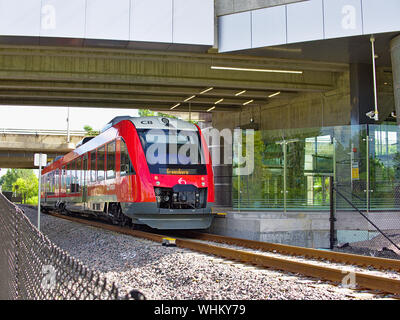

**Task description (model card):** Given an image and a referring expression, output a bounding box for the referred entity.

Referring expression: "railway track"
[45,211,400,298]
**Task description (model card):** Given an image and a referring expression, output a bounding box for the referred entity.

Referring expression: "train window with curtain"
[120,139,135,176]
[97,146,105,181]
[90,151,96,182]
[106,141,116,179]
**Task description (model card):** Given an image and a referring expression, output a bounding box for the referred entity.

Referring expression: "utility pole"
[34,153,47,231]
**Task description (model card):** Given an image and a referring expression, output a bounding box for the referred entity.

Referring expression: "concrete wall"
[212,68,395,131]
[210,211,331,248]
[212,72,351,131]
[215,0,304,16]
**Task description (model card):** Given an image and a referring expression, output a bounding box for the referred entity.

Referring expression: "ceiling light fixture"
[211,66,303,74]
[235,90,246,96]
[243,100,254,106]
[200,87,214,94]
[207,106,216,112]
[268,91,281,98]
[184,95,196,102]
[215,98,224,104]
[170,103,180,110]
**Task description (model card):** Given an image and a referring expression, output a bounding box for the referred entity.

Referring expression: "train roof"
[101,116,198,133]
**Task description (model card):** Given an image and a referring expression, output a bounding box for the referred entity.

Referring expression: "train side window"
[76,157,81,192]
[66,163,71,193]
[55,169,60,194]
[47,172,50,195]
[62,166,66,192]
[106,141,116,179]
[41,175,45,195]
[90,151,96,182]
[50,171,55,195]
[70,160,75,193]
[47,174,50,194]
[97,146,105,181]
[120,139,135,176]
[83,154,88,185]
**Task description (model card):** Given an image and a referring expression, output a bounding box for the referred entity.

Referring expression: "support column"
[391,35,400,125]
[350,63,375,125]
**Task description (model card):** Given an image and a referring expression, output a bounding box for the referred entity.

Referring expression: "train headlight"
[201,182,205,186]
[156,181,161,186]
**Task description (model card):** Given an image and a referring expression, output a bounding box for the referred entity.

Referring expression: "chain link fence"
[333,181,400,258]
[0,192,142,300]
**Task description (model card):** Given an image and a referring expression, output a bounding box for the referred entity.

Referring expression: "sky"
[0,105,140,178]
[0,105,139,131]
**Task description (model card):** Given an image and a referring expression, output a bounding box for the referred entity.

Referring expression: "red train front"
[40,116,215,229]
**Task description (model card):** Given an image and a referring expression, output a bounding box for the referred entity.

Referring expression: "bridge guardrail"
[0,128,87,136]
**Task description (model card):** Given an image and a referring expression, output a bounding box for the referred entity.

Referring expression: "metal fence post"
[366,134,370,213]
[329,176,336,250]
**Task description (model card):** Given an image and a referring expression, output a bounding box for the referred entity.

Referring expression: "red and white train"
[40,116,215,229]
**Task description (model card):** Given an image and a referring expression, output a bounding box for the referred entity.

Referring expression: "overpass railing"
[0,128,87,136]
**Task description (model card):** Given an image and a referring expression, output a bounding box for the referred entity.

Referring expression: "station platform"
[210,209,331,249]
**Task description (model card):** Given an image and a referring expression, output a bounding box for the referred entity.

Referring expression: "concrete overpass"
[0,0,350,115]
[0,129,86,168]
[0,45,343,113]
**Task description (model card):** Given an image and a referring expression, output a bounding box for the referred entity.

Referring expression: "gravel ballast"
[20,206,393,300]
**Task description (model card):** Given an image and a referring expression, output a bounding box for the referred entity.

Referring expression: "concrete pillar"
[391,35,400,125]
[350,63,375,126]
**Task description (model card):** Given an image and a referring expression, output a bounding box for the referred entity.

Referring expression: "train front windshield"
[137,129,207,175]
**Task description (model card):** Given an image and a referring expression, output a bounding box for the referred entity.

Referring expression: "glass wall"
[233,123,400,212]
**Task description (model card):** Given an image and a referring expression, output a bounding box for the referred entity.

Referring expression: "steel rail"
[179,231,400,272]
[46,212,400,296]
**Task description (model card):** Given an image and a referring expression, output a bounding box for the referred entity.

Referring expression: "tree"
[83,125,99,136]
[0,169,38,204]
[0,169,36,191]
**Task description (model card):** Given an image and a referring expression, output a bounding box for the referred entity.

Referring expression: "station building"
[1,0,400,247]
